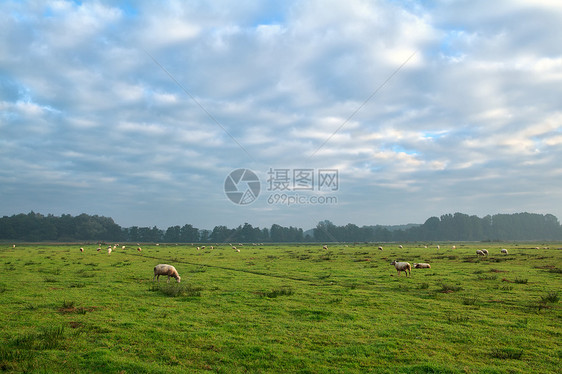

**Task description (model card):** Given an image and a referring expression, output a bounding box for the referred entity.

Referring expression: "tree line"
[1,211,561,243]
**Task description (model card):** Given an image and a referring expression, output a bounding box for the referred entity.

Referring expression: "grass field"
[0,242,560,373]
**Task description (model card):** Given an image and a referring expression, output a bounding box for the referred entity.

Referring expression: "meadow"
[0,242,560,373]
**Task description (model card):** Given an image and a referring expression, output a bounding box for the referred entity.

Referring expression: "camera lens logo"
[224,169,260,205]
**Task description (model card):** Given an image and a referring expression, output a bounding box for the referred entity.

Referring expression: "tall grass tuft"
[540,291,559,303]
[491,347,523,360]
[12,325,65,350]
[462,296,478,305]
[149,283,202,297]
[259,287,294,298]
[514,277,528,284]
[439,283,462,293]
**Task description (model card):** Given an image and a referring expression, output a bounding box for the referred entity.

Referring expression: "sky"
[1,0,562,230]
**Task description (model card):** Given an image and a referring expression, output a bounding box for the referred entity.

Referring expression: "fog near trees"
[1,211,561,243]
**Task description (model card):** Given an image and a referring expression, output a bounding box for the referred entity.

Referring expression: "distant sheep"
[97,247,101,252]
[390,260,411,277]
[137,247,142,252]
[378,246,383,251]
[501,248,508,254]
[398,245,403,249]
[476,249,486,256]
[153,264,181,283]
[108,246,112,255]
[80,247,84,253]
[436,245,440,250]
[452,245,456,249]
[323,245,328,250]
[413,263,431,269]
[481,249,489,255]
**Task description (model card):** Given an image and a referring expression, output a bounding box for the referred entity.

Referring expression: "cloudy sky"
[1,0,561,230]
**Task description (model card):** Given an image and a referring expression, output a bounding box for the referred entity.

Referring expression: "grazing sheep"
[137,247,142,252]
[481,249,489,255]
[476,249,485,256]
[108,247,112,255]
[390,260,411,277]
[12,244,15,248]
[413,263,431,269]
[122,246,126,249]
[201,246,205,249]
[210,246,214,250]
[197,247,200,250]
[501,248,508,254]
[323,245,328,250]
[398,245,403,249]
[153,264,181,283]
[378,246,383,251]
[436,245,440,250]
[452,245,456,249]
[97,247,101,252]
[80,247,84,252]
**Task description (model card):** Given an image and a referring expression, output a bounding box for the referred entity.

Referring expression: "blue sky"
[1,0,561,230]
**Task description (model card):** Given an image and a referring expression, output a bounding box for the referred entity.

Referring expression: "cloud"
[0,0,561,229]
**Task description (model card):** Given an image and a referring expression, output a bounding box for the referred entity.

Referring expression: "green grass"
[0,242,560,373]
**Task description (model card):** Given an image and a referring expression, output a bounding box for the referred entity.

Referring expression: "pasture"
[0,242,560,373]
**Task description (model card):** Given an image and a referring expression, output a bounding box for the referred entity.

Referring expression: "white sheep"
[137,247,142,252]
[398,245,403,249]
[501,248,508,254]
[97,247,101,252]
[390,260,411,277]
[108,247,112,255]
[476,249,485,256]
[80,247,84,253]
[153,264,181,283]
[378,246,383,251]
[436,245,440,250]
[481,249,489,255]
[413,263,431,269]
[323,245,328,250]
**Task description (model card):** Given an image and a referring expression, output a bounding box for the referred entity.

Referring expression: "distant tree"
[164,225,181,242]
